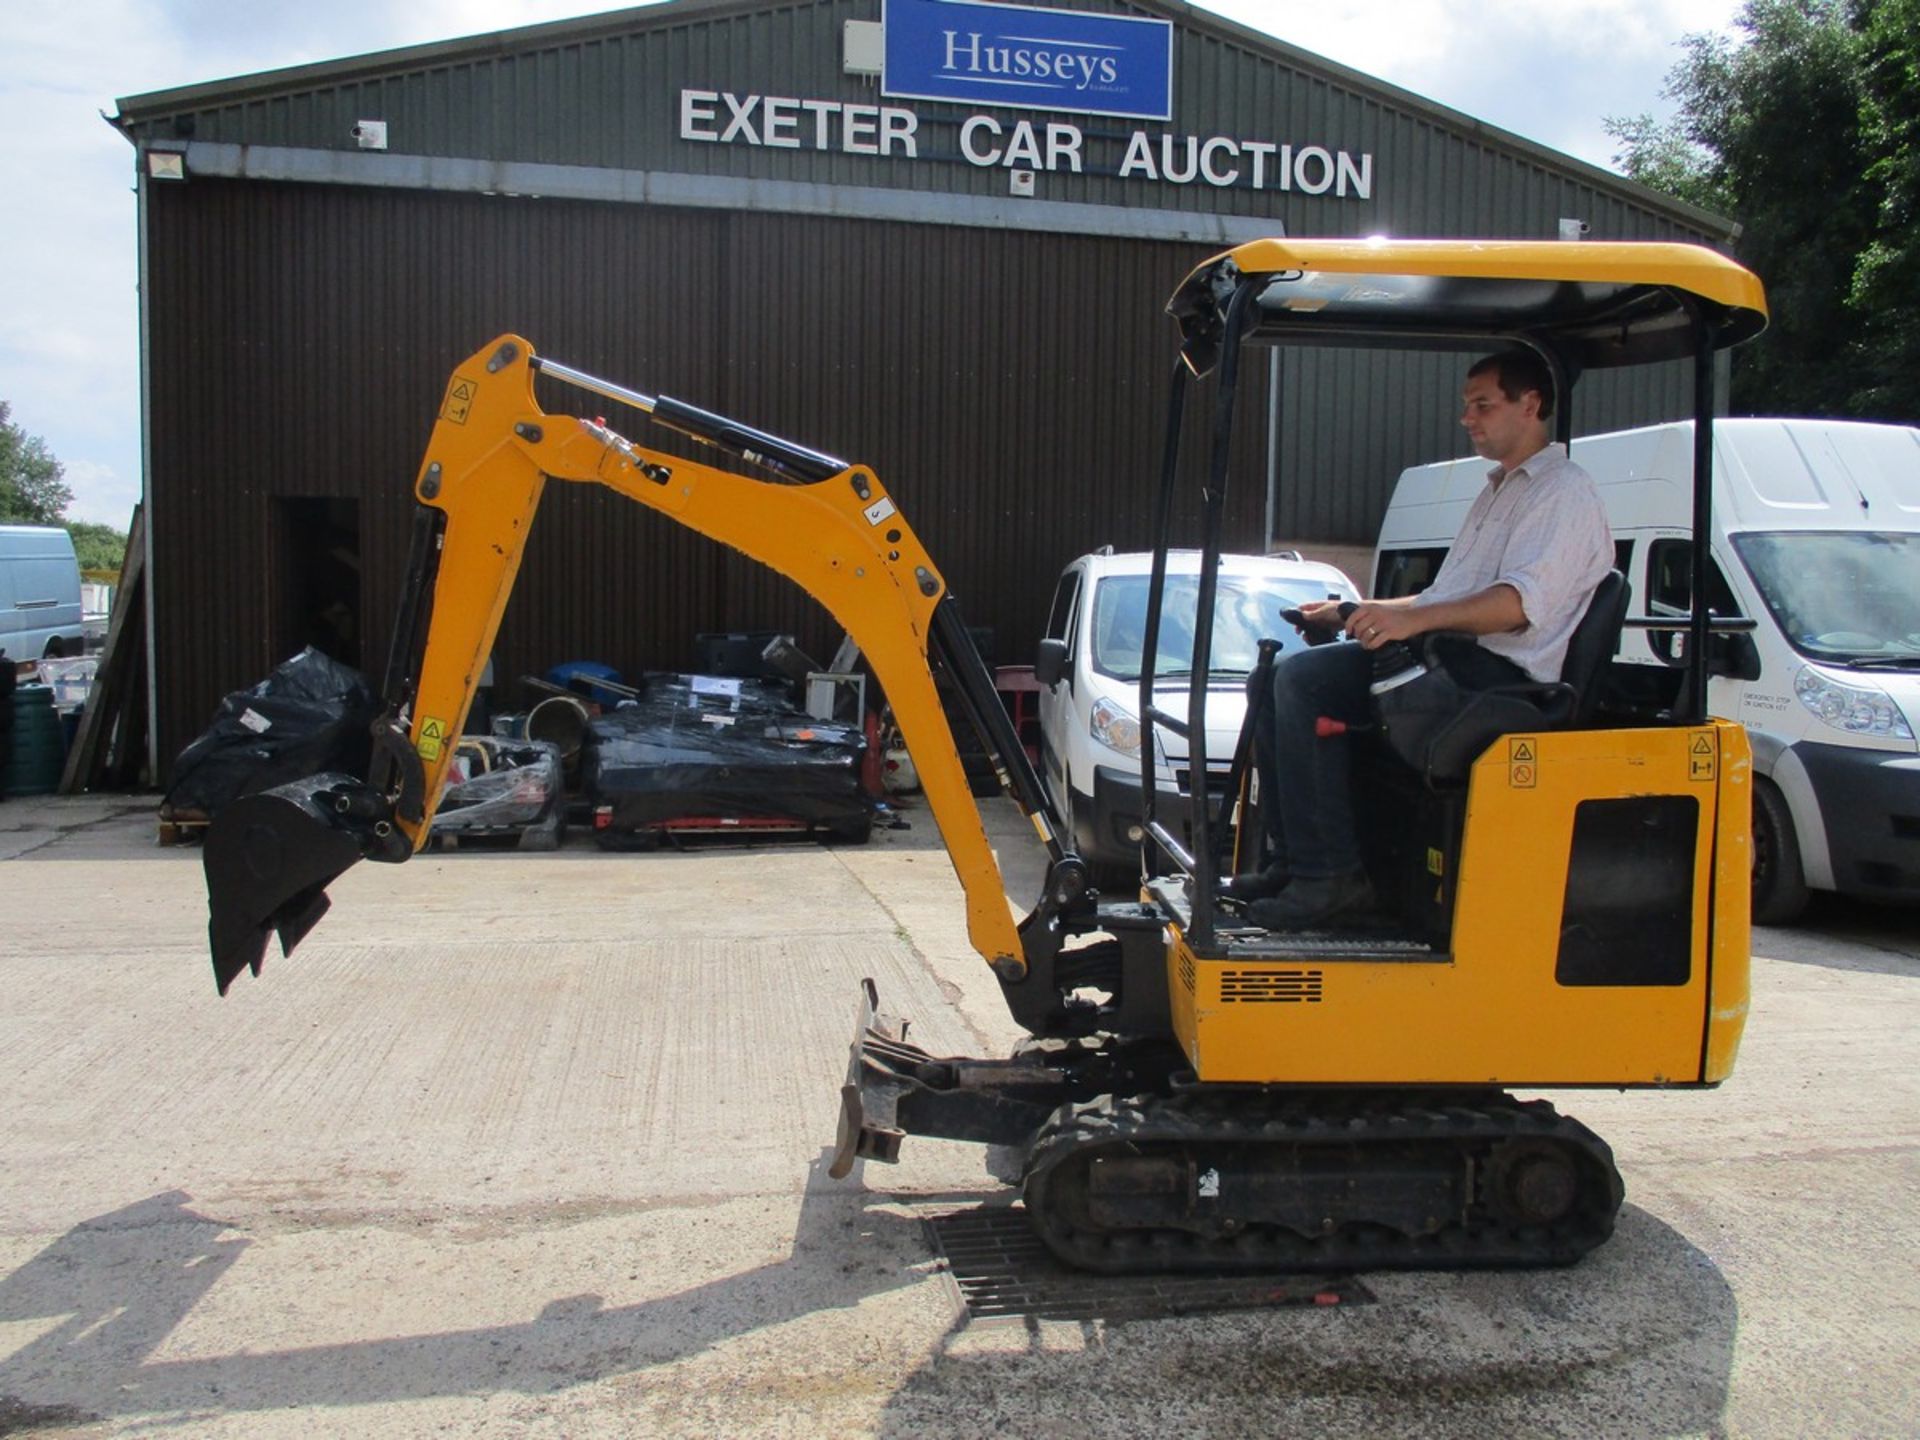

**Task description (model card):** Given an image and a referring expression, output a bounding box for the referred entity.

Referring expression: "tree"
[1606,1,1915,420]
[0,401,75,524]
[1848,0,1920,415]
[68,522,130,575]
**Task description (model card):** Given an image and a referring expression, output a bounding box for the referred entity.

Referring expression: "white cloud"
[59,459,140,531]
[0,0,1738,532]
[1199,0,1741,169]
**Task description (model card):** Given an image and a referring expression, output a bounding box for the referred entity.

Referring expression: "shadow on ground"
[879,1202,1739,1438]
[0,1173,1734,1435]
[0,1157,920,1429]
[1755,893,1920,977]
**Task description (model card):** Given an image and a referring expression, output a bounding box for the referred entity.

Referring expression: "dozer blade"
[203,773,411,995]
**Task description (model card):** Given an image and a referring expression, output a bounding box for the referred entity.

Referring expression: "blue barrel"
[4,684,65,796]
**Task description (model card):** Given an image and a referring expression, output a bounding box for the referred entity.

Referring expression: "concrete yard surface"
[0,793,1915,1438]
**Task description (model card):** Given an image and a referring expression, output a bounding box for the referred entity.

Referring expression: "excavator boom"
[203,336,1088,996]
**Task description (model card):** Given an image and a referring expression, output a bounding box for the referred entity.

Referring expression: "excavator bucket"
[202,773,408,995]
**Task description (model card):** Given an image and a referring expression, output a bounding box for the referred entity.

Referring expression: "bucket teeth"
[202,774,404,994]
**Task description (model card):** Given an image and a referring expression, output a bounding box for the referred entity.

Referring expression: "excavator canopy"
[1167,237,1769,378]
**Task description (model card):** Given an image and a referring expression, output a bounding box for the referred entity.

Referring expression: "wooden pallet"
[157,807,209,846]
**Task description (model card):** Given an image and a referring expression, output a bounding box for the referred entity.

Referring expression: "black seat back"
[1560,569,1630,724]
[1407,569,1631,785]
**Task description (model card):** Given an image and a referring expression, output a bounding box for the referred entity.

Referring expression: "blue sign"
[883,0,1173,121]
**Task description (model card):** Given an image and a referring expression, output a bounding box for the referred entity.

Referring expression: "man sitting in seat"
[1237,349,1613,930]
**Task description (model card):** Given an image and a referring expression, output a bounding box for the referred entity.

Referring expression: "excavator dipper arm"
[203,336,1097,999]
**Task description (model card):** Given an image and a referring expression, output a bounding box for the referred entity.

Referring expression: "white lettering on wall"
[1118,129,1157,180]
[961,115,1003,165]
[677,90,1371,199]
[1199,137,1239,186]
[1046,123,1083,174]
[1294,145,1334,195]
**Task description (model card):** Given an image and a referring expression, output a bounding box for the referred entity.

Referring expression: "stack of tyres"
[4,684,64,797]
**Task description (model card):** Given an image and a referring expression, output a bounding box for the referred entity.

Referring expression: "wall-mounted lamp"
[146,149,186,181]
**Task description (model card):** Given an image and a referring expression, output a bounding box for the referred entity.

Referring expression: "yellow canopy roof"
[1168,238,1768,376]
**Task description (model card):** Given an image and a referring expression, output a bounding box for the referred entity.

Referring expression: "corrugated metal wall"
[127,0,1736,777]
[144,179,1262,771]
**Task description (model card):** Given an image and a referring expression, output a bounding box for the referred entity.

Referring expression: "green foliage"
[67,521,129,576]
[1607,0,1918,421]
[1848,0,1920,414]
[1605,112,1728,214]
[0,400,74,524]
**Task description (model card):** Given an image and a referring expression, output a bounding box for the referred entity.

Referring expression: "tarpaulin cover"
[436,736,564,833]
[165,648,378,815]
[584,672,870,833]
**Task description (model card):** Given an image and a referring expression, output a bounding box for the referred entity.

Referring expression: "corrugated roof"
[109,0,1736,240]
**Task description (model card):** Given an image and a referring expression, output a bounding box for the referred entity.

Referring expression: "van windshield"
[1729,531,1920,669]
[1090,573,1349,682]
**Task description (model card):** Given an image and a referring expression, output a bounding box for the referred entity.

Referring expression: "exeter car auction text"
[678,89,1374,197]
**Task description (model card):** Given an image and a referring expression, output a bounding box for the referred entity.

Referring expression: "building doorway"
[274,497,362,670]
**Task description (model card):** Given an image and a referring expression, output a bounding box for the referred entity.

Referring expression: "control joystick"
[1327,602,1427,695]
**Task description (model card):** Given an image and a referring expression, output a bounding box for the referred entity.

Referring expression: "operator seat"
[1410,569,1630,786]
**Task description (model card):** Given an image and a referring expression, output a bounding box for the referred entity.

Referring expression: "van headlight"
[1794,667,1915,741]
[1090,696,1142,756]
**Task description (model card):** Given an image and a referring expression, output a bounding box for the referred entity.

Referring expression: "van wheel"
[1752,777,1810,926]
[42,638,66,659]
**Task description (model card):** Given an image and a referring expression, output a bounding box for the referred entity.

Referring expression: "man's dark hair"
[1468,350,1556,420]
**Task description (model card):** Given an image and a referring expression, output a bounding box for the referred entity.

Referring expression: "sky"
[0,0,1741,530]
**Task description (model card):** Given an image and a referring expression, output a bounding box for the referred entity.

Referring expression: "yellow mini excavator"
[203,238,1766,1275]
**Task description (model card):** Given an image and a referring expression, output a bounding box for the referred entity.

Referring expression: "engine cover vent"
[1219,968,1323,1003]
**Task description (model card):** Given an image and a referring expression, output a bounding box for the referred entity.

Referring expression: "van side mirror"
[1708,631,1762,682]
[1034,638,1068,688]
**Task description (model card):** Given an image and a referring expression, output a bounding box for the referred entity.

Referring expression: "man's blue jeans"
[1257,639,1528,879]
[1261,642,1376,879]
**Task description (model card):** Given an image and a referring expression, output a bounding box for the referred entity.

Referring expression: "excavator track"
[1021,1089,1623,1274]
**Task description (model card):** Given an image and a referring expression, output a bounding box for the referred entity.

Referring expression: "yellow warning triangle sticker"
[1691,734,1712,754]
[1511,739,1535,762]
[421,718,446,741]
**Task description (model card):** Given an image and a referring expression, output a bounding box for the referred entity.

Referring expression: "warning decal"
[1508,736,1537,788]
[418,717,448,762]
[441,376,477,425]
[1689,731,1716,782]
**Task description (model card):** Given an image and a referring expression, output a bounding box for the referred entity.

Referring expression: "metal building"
[111,0,1736,779]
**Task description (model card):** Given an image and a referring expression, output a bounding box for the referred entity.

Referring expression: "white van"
[1034,548,1359,870]
[0,525,85,670]
[1375,419,1920,922]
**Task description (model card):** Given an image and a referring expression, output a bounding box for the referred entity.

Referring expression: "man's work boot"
[1223,860,1290,901]
[1247,869,1376,931]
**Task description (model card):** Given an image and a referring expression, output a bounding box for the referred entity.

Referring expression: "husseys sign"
[882,0,1172,121]
[676,0,1375,200]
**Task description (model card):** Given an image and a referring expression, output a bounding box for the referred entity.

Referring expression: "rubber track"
[1021,1089,1624,1275]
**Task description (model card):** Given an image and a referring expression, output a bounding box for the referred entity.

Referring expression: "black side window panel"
[1557,795,1699,987]
[1375,547,1449,599]
[1045,571,1081,642]
[1647,540,1740,617]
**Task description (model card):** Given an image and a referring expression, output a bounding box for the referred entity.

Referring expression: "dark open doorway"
[274,498,362,670]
